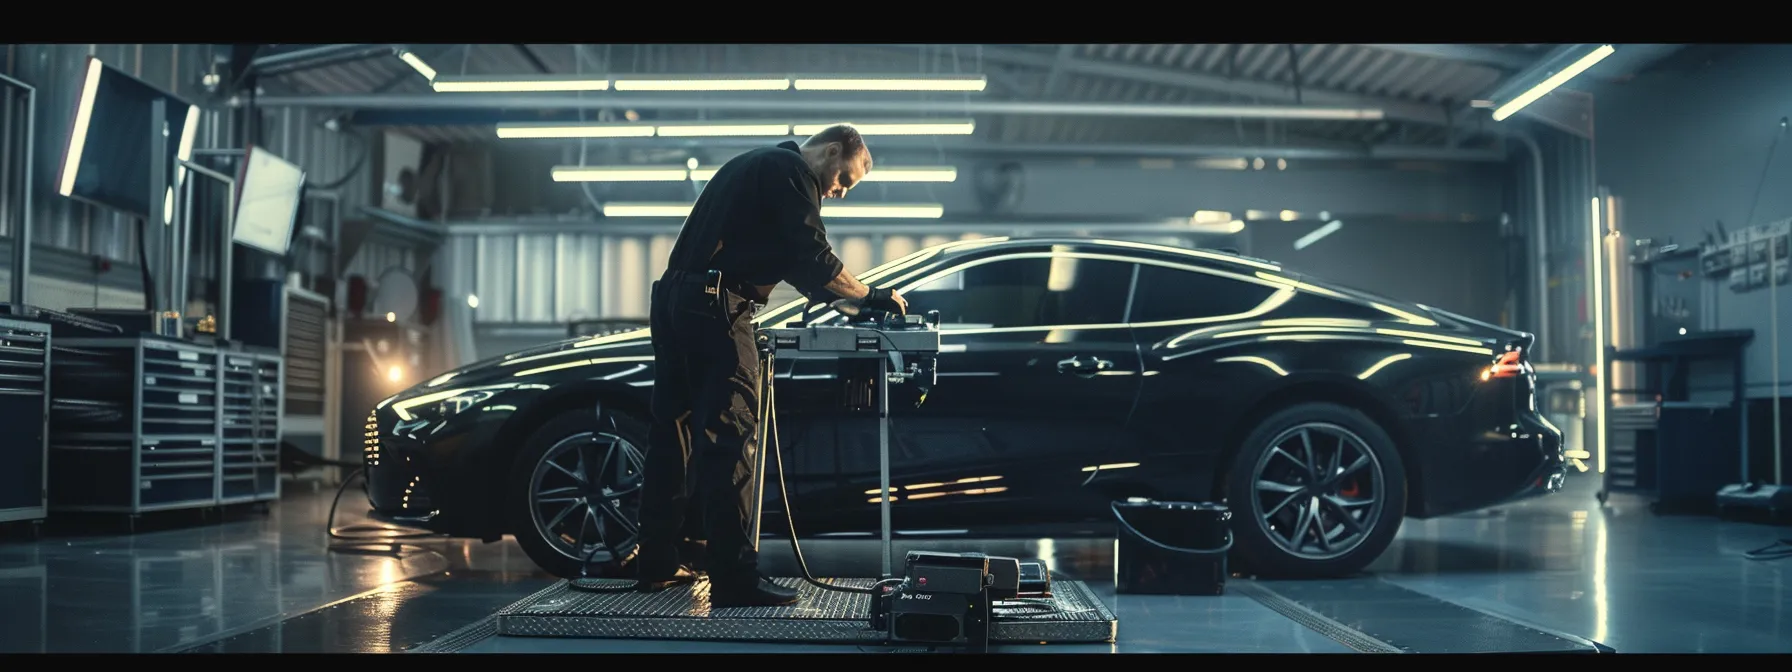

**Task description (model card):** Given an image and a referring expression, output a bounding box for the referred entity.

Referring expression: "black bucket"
[1112,499,1232,596]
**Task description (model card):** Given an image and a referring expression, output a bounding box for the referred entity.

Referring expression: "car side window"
[1130,263,1282,323]
[905,256,1135,329]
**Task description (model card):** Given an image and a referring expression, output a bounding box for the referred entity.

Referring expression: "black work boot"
[709,575,800,608]
[636,565,700,592]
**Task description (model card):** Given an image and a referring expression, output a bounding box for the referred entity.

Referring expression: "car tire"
[1223,402,1406,579]
[504,404,651,580]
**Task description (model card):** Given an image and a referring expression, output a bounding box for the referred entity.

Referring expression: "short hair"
[801,124,869,163]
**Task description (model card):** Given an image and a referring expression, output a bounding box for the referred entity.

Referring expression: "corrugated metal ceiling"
[265,44,1547,149]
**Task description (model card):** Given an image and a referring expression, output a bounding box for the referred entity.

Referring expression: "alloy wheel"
[1249,422,1386,561]
[528,431,646,564]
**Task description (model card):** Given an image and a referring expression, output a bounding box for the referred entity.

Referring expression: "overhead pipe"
[247,94,1383,121]
[1512,131,1551,362]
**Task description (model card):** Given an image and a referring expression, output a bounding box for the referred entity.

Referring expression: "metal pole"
[0,77,29,307]
[223,178,236,340]
[177,159,239,339]
[21,83,32,308]
[180,175,194,317]
[749,348,770,551]
[878,353,892,579]
[149,99,169,315]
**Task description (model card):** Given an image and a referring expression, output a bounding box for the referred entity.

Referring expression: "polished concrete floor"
[0,470,1787,654]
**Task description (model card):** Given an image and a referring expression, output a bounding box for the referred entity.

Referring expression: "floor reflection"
[3,469,1788,653]
[0,481,533,653]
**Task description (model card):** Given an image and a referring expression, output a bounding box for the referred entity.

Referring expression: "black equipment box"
[876,550,1018,652]
[1113,499,1233,596]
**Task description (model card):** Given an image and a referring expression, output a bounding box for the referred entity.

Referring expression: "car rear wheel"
[1224,402,1406,578]
[505,405,648,579]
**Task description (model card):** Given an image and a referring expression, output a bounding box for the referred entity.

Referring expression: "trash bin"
[1112,499,1232,596]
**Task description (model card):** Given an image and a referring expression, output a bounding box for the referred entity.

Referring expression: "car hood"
[386,328,655,404]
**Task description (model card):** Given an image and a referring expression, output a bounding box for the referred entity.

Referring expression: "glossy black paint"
[364,237,1565,548]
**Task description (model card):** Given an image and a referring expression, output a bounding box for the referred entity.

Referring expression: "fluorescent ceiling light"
[59,57,104,196]
[1294,220,1344,250]
[434,75,609,93]
[792,76,986,92]
[603,203,695,218]
[612,76,790,91]
[685,165,954,182]
[397,50,436,81]
[655,123,790,137]
[862,167,957,182]
[821,204,944,218]
[427,74,989,93]
[1191,220,1245,234]
[603,202,943,219]
[499,121,974,139]
[1492,45,1615,122]
[497,123,654,139]
[792,120,975,136]
[552,166,689,182]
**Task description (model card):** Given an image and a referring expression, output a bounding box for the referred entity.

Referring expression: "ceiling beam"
[1359,44,1537,70]
[250,93,1385,121]
[250,44,397,77]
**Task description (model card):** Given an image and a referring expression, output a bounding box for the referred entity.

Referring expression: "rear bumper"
[1409,410,1566,519]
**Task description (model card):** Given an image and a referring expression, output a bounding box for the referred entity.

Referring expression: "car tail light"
[1481,347,1528,380]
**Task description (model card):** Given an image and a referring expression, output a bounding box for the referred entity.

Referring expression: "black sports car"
[362,236,1566,579]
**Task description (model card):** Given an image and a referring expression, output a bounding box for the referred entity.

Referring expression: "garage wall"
[1594,44,1792,396]
[1,43,373,312]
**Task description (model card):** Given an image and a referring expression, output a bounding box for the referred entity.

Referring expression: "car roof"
[929,236,1283,272]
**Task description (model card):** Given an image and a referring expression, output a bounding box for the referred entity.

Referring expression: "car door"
[828,252,1143,534]
[1126,261,1294,489]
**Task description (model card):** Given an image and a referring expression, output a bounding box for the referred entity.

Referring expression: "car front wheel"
[505,405,648,579]
[1224,402,1407,578]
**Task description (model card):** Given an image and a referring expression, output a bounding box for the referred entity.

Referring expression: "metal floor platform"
[418,576,1115,649]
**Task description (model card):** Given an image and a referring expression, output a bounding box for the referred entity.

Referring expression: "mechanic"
[635,124,909,608]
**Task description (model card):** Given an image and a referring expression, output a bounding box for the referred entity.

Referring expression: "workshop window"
[907,256,1134,329]
[1130,264,1283,323]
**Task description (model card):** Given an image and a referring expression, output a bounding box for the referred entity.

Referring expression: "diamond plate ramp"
[491,577,1116,645]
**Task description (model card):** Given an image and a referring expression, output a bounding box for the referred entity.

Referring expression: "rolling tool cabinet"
[48,336,222,517]
[0,317,51,525]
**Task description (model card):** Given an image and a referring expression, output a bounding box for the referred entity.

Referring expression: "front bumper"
[363,407,438,522]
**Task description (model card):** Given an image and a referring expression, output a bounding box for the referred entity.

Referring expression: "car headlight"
[390,385,510,421]
[438,389,497,416]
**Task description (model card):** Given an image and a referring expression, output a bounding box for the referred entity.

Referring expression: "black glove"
[863,287,906,315]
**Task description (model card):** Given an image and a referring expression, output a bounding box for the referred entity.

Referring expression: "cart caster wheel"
[253,502,270,514]
[27,521,42,541]
[1595,491,1609,504]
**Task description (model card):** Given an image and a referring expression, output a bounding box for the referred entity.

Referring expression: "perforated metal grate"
[493,577,1116,644]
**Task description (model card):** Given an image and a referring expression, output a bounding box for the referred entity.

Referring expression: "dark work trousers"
[637,278,763,587]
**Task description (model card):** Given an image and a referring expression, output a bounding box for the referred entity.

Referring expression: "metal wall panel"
[514,233,557,323]
[2,43,371,306]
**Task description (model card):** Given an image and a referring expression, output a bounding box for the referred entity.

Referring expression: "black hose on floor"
[324,466,445,556]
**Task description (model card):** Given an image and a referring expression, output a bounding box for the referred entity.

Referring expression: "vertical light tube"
[1590,196,1607,473]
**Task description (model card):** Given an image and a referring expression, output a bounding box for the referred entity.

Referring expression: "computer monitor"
[231,145,306,256]
[54,56,201,223]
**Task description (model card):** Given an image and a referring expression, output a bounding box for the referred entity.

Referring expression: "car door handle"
[1057,356,1114,375]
